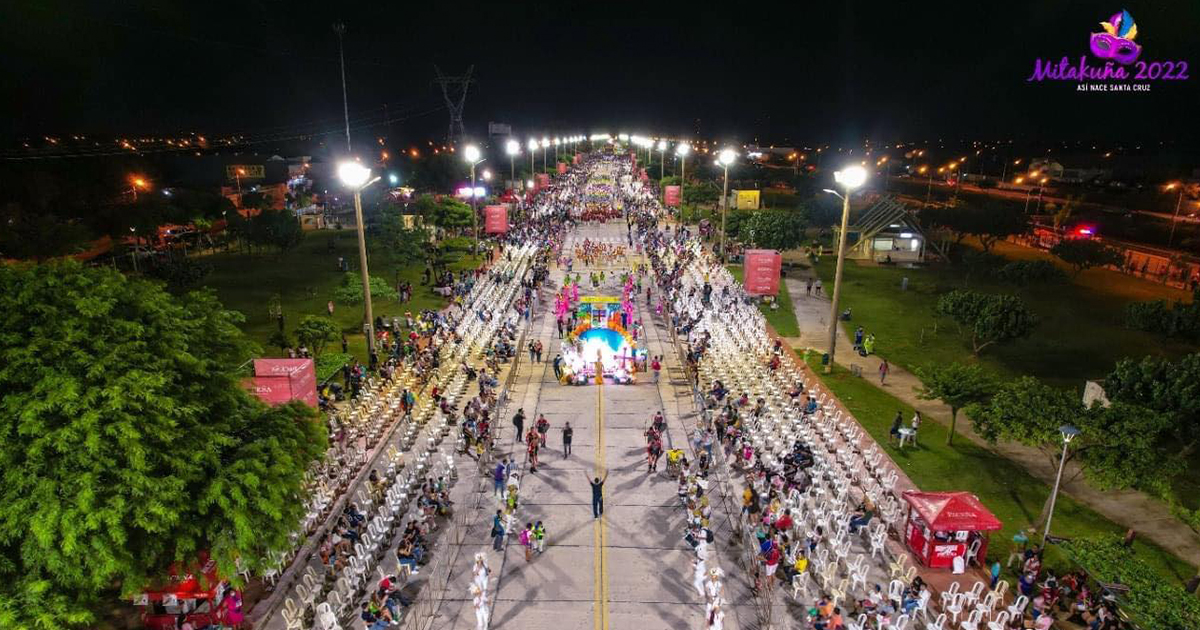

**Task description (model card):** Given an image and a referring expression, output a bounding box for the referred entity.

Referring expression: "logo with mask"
[1090,9,1141,65]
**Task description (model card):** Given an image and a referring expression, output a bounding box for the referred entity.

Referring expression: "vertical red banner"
[535,173,550,189]
[573,154,581,165]
[664,185,682,207]
[743,249,782,296]
[556,162,567,174]
[484,205,508,233]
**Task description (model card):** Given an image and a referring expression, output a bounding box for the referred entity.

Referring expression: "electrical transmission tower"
[433,65,474,145]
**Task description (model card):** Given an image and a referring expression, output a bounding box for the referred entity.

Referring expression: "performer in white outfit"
[472,553,491,593]
[470,583,488,630]
[692,555,707,597]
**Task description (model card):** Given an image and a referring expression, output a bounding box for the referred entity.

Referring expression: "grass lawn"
[202,230,480,371]
[727,264,801,337]
[811,239,1196,387]
[809,356,1198,587]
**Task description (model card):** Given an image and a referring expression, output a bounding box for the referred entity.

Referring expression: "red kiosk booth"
[133,552,242,629]
[902,491,1002,570]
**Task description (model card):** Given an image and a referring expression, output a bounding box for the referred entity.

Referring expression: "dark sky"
[2,0,1198,147]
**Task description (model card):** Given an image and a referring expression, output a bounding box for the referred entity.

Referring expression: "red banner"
[744,249,782,296]
[535,173,550,189]
[556,162,567,174]
[251,358,318,406]
[664,185,681,207]
[630,152,637,170]
[573,154,581,165]
[484,205,508,233]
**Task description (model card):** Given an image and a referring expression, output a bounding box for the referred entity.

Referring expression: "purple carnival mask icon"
[1090,9,1141,64]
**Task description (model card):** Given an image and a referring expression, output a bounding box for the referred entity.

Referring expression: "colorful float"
[560,295,645,385]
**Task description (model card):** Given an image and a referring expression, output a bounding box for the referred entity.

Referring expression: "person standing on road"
[512,408,526,443]
[879,359,889,385]
[490,510,506,551]
[536,414,550,448]
[493,460,507,499]
[651,356,662,383]
[586,471,610,518]
[814,278,822,295]
[526,428,541,472]
[889,411,903,445]
[553,353,563,380]
[519,523,534,562]
[533,520,547,554]
[562,422,574,457]
[470,584,488,630]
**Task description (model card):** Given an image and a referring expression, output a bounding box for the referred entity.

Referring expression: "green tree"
[1105,354,1200,458]
[1064,536,1200,630]
[914,363,995,445]
[375,207,429,265]
[971,203,1028,253]
[294,315,340,358]
[936,289,1038,355]
[0,262,326,628]
[743,208,809,250]
[968,377,1177,528]
[334,273,398,304]
[1050,238,1123,275]
[411,194,473,231]
[252,210,304,253]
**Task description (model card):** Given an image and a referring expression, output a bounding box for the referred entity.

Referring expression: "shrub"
[1124,288,1200,339]
[334,273,398,304]
[995,260,1066,285]
[145,258,213,290]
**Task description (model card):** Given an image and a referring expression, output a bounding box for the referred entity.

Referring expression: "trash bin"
[821,353,830,365]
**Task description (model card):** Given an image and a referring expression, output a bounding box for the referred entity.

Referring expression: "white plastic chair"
[986,611,1011,630]
[960,609,983,630]
[1005,594,1028,619]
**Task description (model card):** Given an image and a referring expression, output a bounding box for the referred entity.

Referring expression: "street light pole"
[716,148,736,260]
[1168,184,1185,248]
[822,165,868,374]
[333,22,351,152]
[1043,425,1081,545]
[464,144,483,243]
[339,162,381,354]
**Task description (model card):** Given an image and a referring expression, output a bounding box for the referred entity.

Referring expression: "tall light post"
[1043,425,1081,545]
[234,168,245,195]
[505,139,520,186]
[338,161,382,353]
[716,148,737,259]
[463,144,485,242]
[541,137,549,172]
[1035,176,1049,213]
[821,165,868,373]
[528,139,538,178]
[333,22,351,152]
[1166,182,1186,248]
[554,137,560,166]
[676,143,691,219]
[657,139,668,182]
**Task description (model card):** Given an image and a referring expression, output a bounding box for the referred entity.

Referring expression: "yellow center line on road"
[593,380,610,630]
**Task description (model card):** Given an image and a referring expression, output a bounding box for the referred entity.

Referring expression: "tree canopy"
[0,262,326,628]
[935,289,1039,355]
[411,194,473,231]
[1105,353,1200,458]
[295,315,341,358]
[921,202,1027,251]
[967,376,1179,526]
[1050,238,1123,275]
[914,363,994,445]
[743,208,809,251]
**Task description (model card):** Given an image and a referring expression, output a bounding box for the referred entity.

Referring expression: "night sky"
[2,1,1198,147]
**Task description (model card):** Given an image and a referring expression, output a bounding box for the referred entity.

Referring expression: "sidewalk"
[783,275,1200,571]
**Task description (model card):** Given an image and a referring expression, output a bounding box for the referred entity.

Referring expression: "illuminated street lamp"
[506,139,521,184]
[130,175,150,201]
[527,138,538,176]
[554,137,560,165]
[338,160,383,353]
[821,164,868,373]
[541,136,549,172]
[716,148,736,258]
[676,143,691,217]
[463,144,486,241]
[1043,425,1081,545]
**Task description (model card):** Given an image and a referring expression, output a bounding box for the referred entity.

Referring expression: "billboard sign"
[744,249,782,296]
[664,185,682,207]
[250,358,317,407]
[735,190,761,210]
[484,205,508,233]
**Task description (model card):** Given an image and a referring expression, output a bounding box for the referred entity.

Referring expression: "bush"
[145,258,213,290]
[334,273,398,304]
[1062,536,1200,630]
[315,352,352,381]
[1124,288,1200,339]
[995,260,1066,285]
[440,236,474,252]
